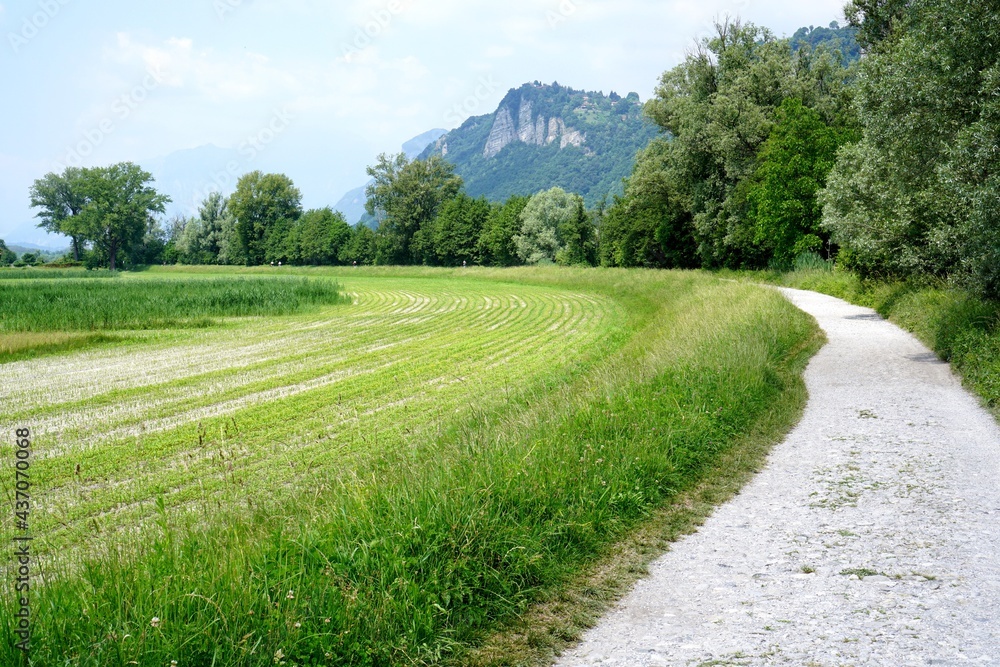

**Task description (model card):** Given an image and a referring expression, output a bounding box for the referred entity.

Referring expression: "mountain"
[144,144,244,220]
[334,128,447,226]
[419,82,660,207]
[0,218,72,250]
[791,21,861,63]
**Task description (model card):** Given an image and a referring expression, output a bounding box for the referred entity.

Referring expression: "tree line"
[602,1,1000,297]
[23,0,1000,298]
[26,157,600,270]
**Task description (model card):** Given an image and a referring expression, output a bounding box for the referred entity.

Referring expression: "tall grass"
[0,269,820,666]
[0,268,117,280]
[0,277,346,332]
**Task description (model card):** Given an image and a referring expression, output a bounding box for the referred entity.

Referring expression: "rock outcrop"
[483,106,517,159]
[482,98,586,158]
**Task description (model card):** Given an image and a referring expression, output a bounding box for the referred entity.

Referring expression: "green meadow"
[0,266,820,666]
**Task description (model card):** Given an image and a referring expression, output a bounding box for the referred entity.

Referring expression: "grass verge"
[771,267,1000,414]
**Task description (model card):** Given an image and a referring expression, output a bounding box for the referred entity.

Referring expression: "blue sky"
[0,0,846,246]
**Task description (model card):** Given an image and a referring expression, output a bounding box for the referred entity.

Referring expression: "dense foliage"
[822,0,1000,297]
[791,21,862,63]
[30,163,169,270]
[601,18,858,271]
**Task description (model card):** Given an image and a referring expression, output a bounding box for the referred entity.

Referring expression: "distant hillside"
[791,21,861,63]
[419,82,660,207]
[335,128,447,226]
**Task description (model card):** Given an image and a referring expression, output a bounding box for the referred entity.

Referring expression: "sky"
[0,0,847,246]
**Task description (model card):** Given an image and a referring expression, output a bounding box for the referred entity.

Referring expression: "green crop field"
[0,266,820,666]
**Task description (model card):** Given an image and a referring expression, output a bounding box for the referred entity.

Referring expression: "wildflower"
[294,622,301,628]
[274,648,285,663]
[324,618,331,623]
[286,590,295,600]
[150,617,161,628]
[171,662,178,667]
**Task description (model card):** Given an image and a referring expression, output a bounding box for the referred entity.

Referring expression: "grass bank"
[1,267,820,666]
[771,267,1000,414]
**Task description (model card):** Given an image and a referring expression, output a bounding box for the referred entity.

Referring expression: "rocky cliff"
[422,82,659,207]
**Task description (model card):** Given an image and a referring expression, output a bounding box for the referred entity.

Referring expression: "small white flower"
[286,590,294,600]
[150,617,161,628]
[293,622,301,628]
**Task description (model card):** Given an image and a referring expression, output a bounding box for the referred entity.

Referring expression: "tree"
[429,194,491,266]
[74,163,170,271]
[288,208,352,265]
[228,171,302,266]
[821,0,1000,294]
[599,138,697,269]
[514,187,579,265]
[478,195,529,267]
[0,240,17,265]
[29,168,88,260]
[747,98,849,267]
[365,153,463,265]
[556,198,596,266]
[338,224,376,266]
[641,18,856,269]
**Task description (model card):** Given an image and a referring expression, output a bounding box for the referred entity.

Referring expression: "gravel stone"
[554,288,1000,666]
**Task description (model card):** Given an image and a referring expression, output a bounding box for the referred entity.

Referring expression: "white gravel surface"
[554,288,1000,666]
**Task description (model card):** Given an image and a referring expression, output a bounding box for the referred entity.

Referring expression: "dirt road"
[554,288,1000,666]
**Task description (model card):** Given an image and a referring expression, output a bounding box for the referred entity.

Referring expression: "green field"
[0,266,820,666]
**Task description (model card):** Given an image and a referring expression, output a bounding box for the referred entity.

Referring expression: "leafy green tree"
[74,163,170,271]
[338,224,377,266]
[0,240,16,265]
[229,171,302,266]
[478,195,529,267]
[747,98,849,267]
[822,0,1000,294]
[514,187,579,264]
[15,252,42,267]
[556,198,596,266]
[29,167,89,260]
[289,208,353,265]
[365,153,463,265]
[641,18,855,268]
[599,139,697,269]
[430,194,491,266]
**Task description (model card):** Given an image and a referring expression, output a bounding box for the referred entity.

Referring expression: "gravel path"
[554,288,1000,666]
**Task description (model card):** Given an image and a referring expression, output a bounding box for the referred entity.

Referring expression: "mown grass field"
[0,266,821,666]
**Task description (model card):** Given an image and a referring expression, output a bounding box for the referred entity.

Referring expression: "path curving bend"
[555,287,1000,666]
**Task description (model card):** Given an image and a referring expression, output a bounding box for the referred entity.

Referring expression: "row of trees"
[599,18,858,271]
[822,0,1000,297]
[34,3,995,289]
[0,240,45,267]
[26,158,597,270]
[602,4,1000,299]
